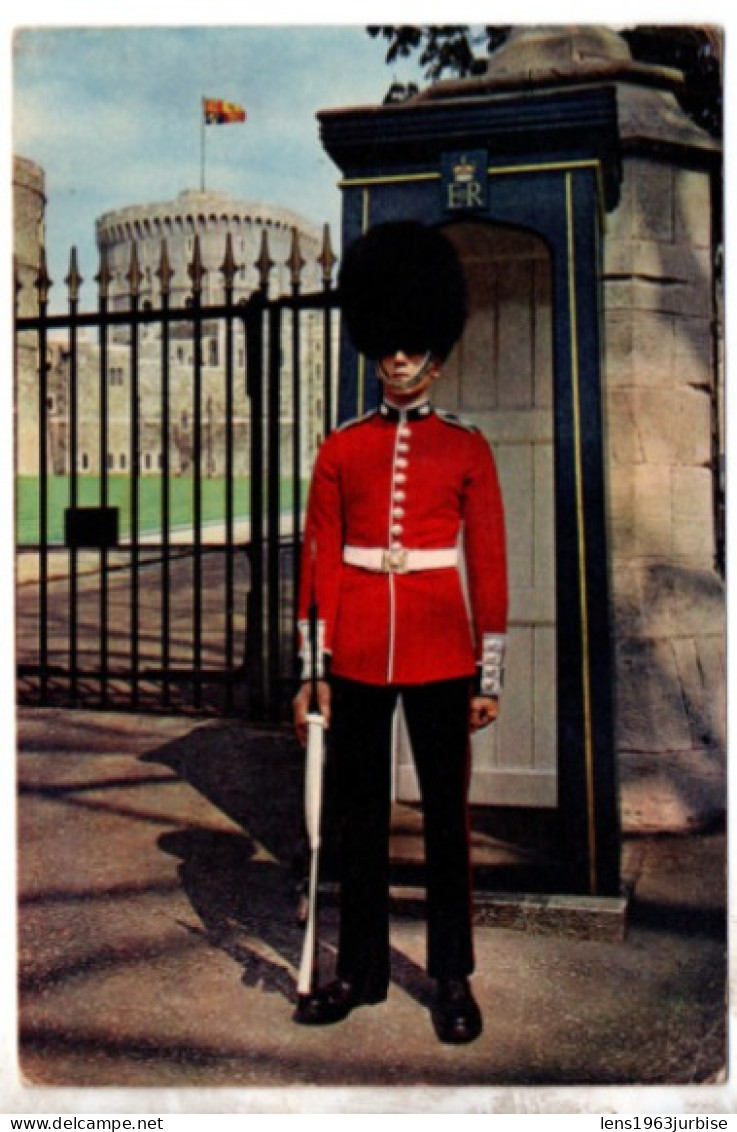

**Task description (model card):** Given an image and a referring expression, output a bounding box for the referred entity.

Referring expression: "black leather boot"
[432,978,483,1044]
[293,978,387,1026]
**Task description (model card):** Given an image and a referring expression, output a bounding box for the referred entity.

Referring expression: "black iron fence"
[15,226,339,720]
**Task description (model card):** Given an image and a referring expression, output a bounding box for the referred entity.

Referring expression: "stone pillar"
[603,110,724,832]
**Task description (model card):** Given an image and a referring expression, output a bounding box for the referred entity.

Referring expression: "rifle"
[294,545,326,1017]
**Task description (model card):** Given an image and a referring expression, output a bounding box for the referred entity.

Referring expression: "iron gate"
[15,227,339,720]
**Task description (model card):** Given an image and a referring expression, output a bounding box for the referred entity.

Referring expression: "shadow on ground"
[16,711,728,1093]
[143,723,436,1012]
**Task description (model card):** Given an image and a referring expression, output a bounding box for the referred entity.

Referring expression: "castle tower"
[96,188,322,310]
[13,156,47,479]
[58,188,328,481]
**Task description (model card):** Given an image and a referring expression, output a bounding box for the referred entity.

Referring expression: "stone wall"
[603,154,725,832]
[42,312,335,482]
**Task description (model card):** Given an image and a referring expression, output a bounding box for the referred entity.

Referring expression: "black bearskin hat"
[338,221,467,362]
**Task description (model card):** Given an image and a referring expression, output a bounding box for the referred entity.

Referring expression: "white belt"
[343,545,458,574]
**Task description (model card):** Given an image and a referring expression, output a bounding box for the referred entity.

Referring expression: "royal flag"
[203,98,246,125]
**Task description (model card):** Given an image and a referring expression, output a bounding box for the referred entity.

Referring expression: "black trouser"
[329,675,474,997]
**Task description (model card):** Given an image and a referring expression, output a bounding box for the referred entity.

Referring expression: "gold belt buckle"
[382,547,408,573]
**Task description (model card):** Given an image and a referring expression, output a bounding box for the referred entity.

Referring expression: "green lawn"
[16,475,304,544]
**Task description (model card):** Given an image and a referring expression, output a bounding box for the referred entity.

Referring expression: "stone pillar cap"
[414,26,684,102]
[410,26,719,156]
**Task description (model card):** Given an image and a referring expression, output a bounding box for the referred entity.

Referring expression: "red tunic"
[298,401,508,688]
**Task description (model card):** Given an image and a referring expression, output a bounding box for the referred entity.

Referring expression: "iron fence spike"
[95,245,112,297]
[221,232,237,289]
[318,223,337,285]
[34,245,52,304]
[126,242,142,297]
[287,227,305,287]
[256,230,273,289]
[65,246,83,301]
[156,239,174,295]
[188,234,206,293]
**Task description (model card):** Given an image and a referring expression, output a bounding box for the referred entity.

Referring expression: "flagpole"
[200,98,246,191]
[200,98,206,192]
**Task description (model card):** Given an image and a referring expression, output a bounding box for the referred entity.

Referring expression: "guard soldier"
[292,220,508,1044]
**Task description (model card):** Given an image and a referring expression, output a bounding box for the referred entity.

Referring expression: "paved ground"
[16,550,253,713]
[7,706,732,1113]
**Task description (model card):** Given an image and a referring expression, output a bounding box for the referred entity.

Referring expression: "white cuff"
[480,633,506,696]
[298,618,326,681]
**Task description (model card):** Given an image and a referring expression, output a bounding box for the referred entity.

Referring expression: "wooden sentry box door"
[395,222,557,808]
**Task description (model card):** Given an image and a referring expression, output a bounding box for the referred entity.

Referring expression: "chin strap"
[377,351,434,393]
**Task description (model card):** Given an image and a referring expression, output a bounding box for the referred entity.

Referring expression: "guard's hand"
[293,680,331,746]
[469,695,499,732]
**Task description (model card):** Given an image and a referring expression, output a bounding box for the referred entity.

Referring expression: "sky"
[11,23,429,310]
[9,8,731,310]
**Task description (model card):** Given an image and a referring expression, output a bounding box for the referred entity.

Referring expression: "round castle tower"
[14,156,47,478]
[96,188,322,309]
[14,155,46,313]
